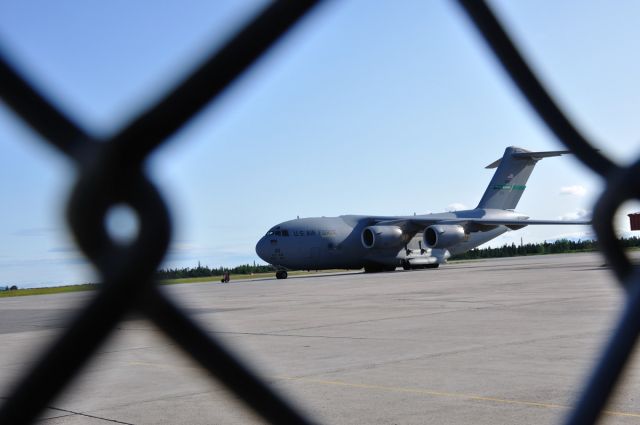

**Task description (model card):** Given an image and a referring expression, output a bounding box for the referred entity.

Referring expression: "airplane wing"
[375,217,590,233]
[439,218,590,227]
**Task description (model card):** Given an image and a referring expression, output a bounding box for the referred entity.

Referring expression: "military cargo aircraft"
[256,146,590,279]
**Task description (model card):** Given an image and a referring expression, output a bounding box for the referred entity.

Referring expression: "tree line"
[155,262,274,280]
[451,236,640,260]
[155,237,640,279]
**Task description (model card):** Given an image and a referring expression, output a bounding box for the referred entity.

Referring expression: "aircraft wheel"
[276,270,288,279]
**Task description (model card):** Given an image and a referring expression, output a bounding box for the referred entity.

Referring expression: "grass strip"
[0,270,345,298]
[0,284,99,298]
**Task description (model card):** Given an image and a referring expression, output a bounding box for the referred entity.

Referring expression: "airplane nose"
[255,237,268,262]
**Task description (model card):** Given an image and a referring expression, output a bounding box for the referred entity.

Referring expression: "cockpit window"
[282,230,289,237]
[267,231,275,236]
[275,231,282,236]
[267,229,289,237]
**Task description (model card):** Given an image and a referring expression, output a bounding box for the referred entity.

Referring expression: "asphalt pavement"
[0,252,638,424]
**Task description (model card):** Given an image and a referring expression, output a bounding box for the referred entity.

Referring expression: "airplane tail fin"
[476,146,571,210]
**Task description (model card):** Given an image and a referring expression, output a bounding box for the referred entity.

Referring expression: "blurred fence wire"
[0,1,635,424]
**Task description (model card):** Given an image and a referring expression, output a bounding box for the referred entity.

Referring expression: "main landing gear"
[275,270,288,279]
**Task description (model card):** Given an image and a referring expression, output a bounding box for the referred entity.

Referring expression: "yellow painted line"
[277,376,640,419]
[126,362,640,419]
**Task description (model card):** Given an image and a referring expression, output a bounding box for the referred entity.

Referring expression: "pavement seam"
[42,407,135,425]
[281,329,605,379]
[0,398,134,425]
[211,330,398,341]
[265,294,608,335]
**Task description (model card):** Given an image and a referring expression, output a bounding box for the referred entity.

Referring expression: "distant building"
[629,213,640,231]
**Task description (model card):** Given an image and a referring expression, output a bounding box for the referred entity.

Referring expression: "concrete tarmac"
[0,252,639,424]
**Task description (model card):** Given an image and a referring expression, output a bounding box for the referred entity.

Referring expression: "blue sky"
[0,0,639,287]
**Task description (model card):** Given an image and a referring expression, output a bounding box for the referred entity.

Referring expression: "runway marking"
[277,376,640,419]
[128,361,640,419]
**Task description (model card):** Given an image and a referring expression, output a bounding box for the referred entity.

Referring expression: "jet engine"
[423,224,466,249]
[361,225,404,249]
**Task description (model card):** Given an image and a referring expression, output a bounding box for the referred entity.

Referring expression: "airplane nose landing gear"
[275,270,288,279]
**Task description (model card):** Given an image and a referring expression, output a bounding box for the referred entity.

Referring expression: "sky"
[0,0,639,287]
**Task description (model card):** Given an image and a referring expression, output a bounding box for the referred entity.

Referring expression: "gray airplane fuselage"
[256,210,514,271]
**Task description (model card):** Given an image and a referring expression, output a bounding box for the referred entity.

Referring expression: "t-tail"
[476,146,571,210]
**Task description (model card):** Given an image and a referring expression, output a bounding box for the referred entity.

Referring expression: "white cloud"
[446,203,468,212]
[559,209,591,221]
[560,185,587,196]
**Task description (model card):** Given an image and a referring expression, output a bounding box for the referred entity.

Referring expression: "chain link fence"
[0,1,635,424]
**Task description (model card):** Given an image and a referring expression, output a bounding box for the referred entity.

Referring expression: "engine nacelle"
[361,225,404,249]
[423,224,466,249]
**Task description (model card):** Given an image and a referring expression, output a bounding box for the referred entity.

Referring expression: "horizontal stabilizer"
[485,150,572,169]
